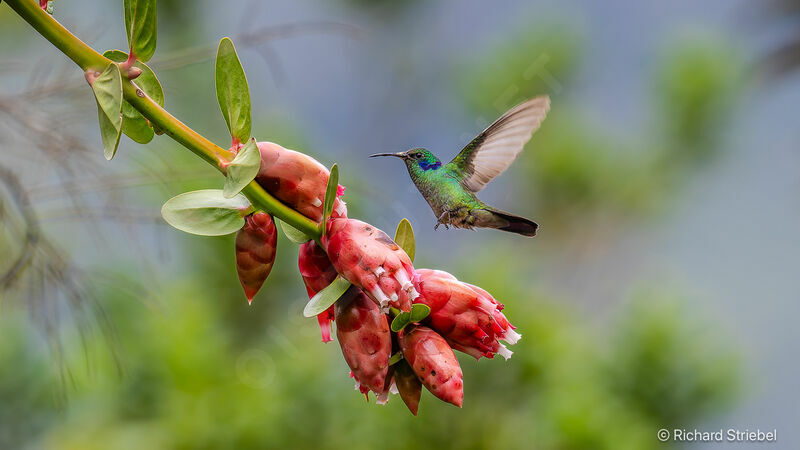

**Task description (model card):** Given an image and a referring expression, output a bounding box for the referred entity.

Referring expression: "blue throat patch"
[419,160,441,171]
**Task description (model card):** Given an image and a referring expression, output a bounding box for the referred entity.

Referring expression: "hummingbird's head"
[370,148,442,172]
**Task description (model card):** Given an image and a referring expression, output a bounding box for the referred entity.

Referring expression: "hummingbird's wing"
[448,96,550,192]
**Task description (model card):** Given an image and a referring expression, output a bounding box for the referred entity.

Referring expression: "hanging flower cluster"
[153,36,522,415]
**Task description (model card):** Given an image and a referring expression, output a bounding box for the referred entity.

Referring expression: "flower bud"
[398,325,463,408]
[323,218,418,312]
[335,287,391,395]
[234,213,277,304]
[298,240,339,342]
[256,141,347,222]
[413,269,520,360]
[393,359,422,415]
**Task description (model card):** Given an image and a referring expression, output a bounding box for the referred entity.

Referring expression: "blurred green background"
[1,0,798,448]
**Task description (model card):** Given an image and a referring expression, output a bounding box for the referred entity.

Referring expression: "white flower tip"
[395,270,412,289]
[335,201,347,215]
[354,380,362,391]
[409,288,420,301]
[390,292,399,303]
[376,391,389,405]
[311,197,323,207]
[369,286,390,308]
[502,329,522,345]
[497,345,513,360]
[389,381,399,395]
[375,266,386,277]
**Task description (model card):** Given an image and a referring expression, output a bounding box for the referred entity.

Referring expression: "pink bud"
[126,66,143,79]
[255,142,347,222]
[298,241,339,342]
[413,269,520,360]
[234,213,277,304]
[335,288,391,395]
[398,325,463,408]
[323,218,417,312]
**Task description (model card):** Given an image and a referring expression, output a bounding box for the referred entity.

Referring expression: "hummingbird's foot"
[435,211,450,230]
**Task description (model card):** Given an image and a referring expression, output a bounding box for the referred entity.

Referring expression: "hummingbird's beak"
[369,152,406,159]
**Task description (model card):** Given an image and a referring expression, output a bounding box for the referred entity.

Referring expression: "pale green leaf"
[391,312,412,333]
[223,138,260,198]
[320,163,338,236]
[394,218,415,262]
[391,304,430,332]
[408,303,430,322]
[91,63,123,160]
[124,0,157,62]
[103,50,164,144]
[215,37,251,144]
[303,277,352,318]
[161,189,251,236]
[277,220,312,244]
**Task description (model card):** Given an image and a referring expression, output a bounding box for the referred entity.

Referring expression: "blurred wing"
[449,96,550,192]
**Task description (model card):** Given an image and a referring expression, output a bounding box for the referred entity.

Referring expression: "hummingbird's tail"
[478,208,539,237]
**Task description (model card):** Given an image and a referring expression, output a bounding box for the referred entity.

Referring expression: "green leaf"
[277,220,312,244]
[391,304,430,332]
[303,277,352,318]
[388,352,403,365]
[320,163,339,236]
[103,50,164,144]
[409,303,430,322]
[124,0,157,62]
[391,312,412,333]
[394,218,415,262]
[90,63,123,160]
[161,189,251,236]
[215,37,251,144]
[223,138,260,198]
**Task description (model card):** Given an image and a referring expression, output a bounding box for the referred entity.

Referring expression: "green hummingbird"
[371,96,550,237]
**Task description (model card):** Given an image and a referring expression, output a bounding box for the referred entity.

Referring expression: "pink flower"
[398,325,463,408]
[412,269,520,360]
[335,288,392,398]
[323,218,418,312]
[298,240,338,342]
[234,213,277,304]
[256,142,347,222]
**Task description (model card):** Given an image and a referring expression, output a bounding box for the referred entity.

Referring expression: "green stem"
[4,0,321,242]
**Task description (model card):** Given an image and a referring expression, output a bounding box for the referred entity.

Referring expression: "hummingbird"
[371,96,550,237]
